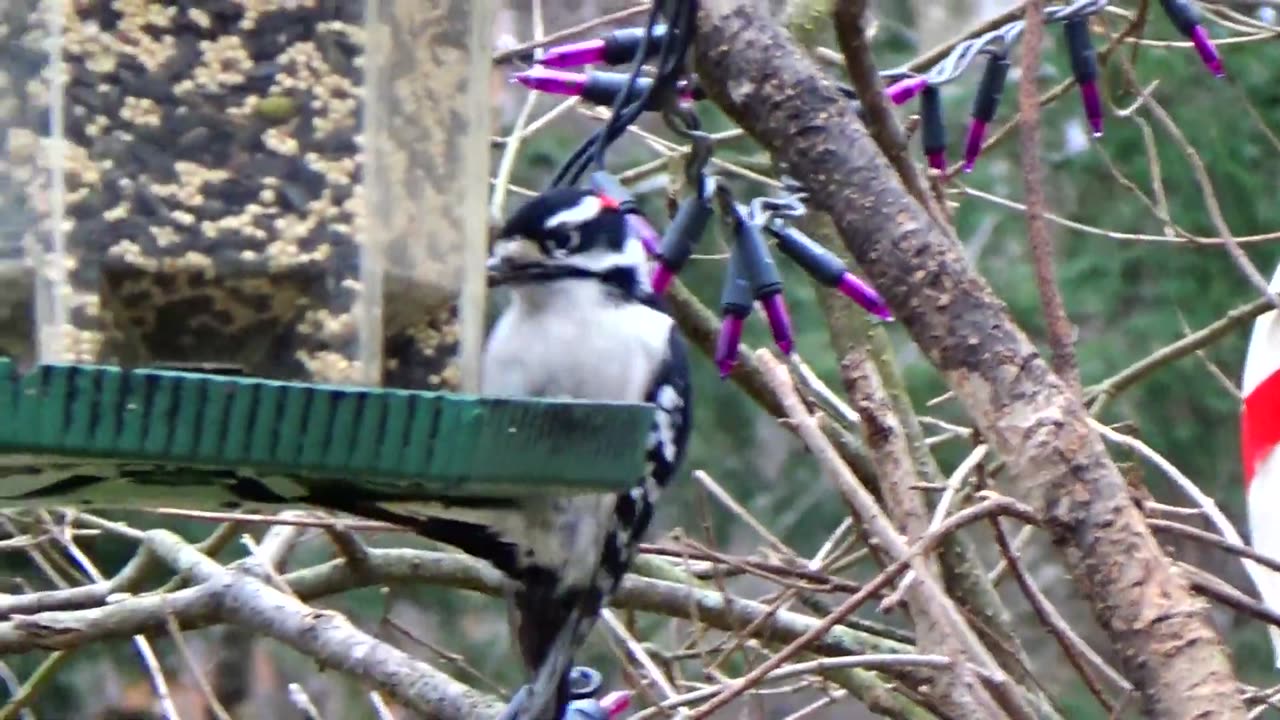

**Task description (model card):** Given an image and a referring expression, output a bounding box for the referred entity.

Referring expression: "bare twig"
[53,518,183,720]
[165,613,236,720]
[688,351,1038,720]
[1106,29,1280,310]
[600,609,681,702]
[1090,420,1247,552]
[636,653,953,717]
[0,651,72,720]
[832,0,933,212]
[143,530,504,720]
[288,683,326,720]
[1018,0,1081,394]
[1087,297,1271,409]
[990,516,1131,711]
[491,4,649,63]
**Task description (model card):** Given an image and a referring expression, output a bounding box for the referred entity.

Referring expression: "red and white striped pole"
[1241,264,1280,665]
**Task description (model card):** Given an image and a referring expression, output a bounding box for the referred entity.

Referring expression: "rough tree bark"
[691,3,1246,718]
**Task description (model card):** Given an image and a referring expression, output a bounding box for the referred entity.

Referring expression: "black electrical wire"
[586,1,667,169]
[548,0,697,189]
[572,0,692,183]
[589,0,688,169]
[548,0,667,188]
[549,0,1111,189]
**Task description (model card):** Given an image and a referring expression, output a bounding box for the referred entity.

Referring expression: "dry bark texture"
[691,2,1245,717]
[840,350,994,718]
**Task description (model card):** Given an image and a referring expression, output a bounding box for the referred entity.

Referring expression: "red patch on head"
[596,193,620,211]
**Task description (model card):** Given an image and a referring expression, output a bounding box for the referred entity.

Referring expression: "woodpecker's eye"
[540,230,579,258]
[498,189,625,260]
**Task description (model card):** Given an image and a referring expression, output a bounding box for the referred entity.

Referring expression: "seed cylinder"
[4,0,489,390]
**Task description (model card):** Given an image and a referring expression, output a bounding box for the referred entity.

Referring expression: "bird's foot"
[495,667,632,720]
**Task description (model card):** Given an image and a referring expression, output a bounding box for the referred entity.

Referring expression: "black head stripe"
[498,188,627,257]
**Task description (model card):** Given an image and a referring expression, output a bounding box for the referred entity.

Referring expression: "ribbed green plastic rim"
[0,359,652,507]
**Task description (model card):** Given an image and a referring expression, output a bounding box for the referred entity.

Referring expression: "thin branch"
[1090,420,1246,552]
[600,609,680,702]
[53,517,182,720]
[990,516,1130,712]
[1106,29,1280,310]
[0,651,72,720]
[490,3,650,63]
[1149,519,1280,577]
[1018,0,1081,394]
[143,530,503,720]
[288,683,326,720]
[832,0,933,212]
[1087,297,1271,408]
[165,613,236,720]
[640,654,953,716]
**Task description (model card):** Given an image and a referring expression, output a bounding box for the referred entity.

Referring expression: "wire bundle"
[546,0,699,189]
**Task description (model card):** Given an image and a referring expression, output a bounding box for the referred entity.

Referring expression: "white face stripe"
[543,195,604,232]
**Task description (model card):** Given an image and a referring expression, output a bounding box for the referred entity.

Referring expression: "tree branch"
[801,213,1050,703]
[832,0,931,211]
[0,544,923,664]
[839,349,1001,718]
[1017,0,1082,394]
[690,3,1246,717]
[1,531,504,720]
[1086,283,1271,410]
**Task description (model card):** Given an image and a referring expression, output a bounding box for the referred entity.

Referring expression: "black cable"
[548,0,698,189]
[587,0,668,170]
[548,1,667,188]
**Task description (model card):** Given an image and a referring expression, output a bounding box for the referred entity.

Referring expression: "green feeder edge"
[0,359,653,510]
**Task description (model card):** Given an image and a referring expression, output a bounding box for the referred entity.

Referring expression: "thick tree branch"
[150,530,503,719]
[801,214,1050,702]
[1,532,504,720]
[691,4,1245,718]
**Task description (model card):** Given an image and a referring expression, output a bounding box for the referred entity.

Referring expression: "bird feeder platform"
[0,2,649,511]
[0,358,652,509]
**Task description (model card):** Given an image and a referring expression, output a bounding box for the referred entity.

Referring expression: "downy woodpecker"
[481,187,693,719]
[335,188,693,719]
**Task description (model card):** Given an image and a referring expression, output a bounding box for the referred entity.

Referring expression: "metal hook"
[748,192,808,227]
[662,104,715,195]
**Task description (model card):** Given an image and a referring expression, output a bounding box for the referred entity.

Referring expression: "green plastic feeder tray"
[0,359,652,510]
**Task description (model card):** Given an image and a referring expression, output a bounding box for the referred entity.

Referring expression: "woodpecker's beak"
[486,237,548,286]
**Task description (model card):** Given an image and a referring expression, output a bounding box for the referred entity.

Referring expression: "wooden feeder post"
[0,1,650,509]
